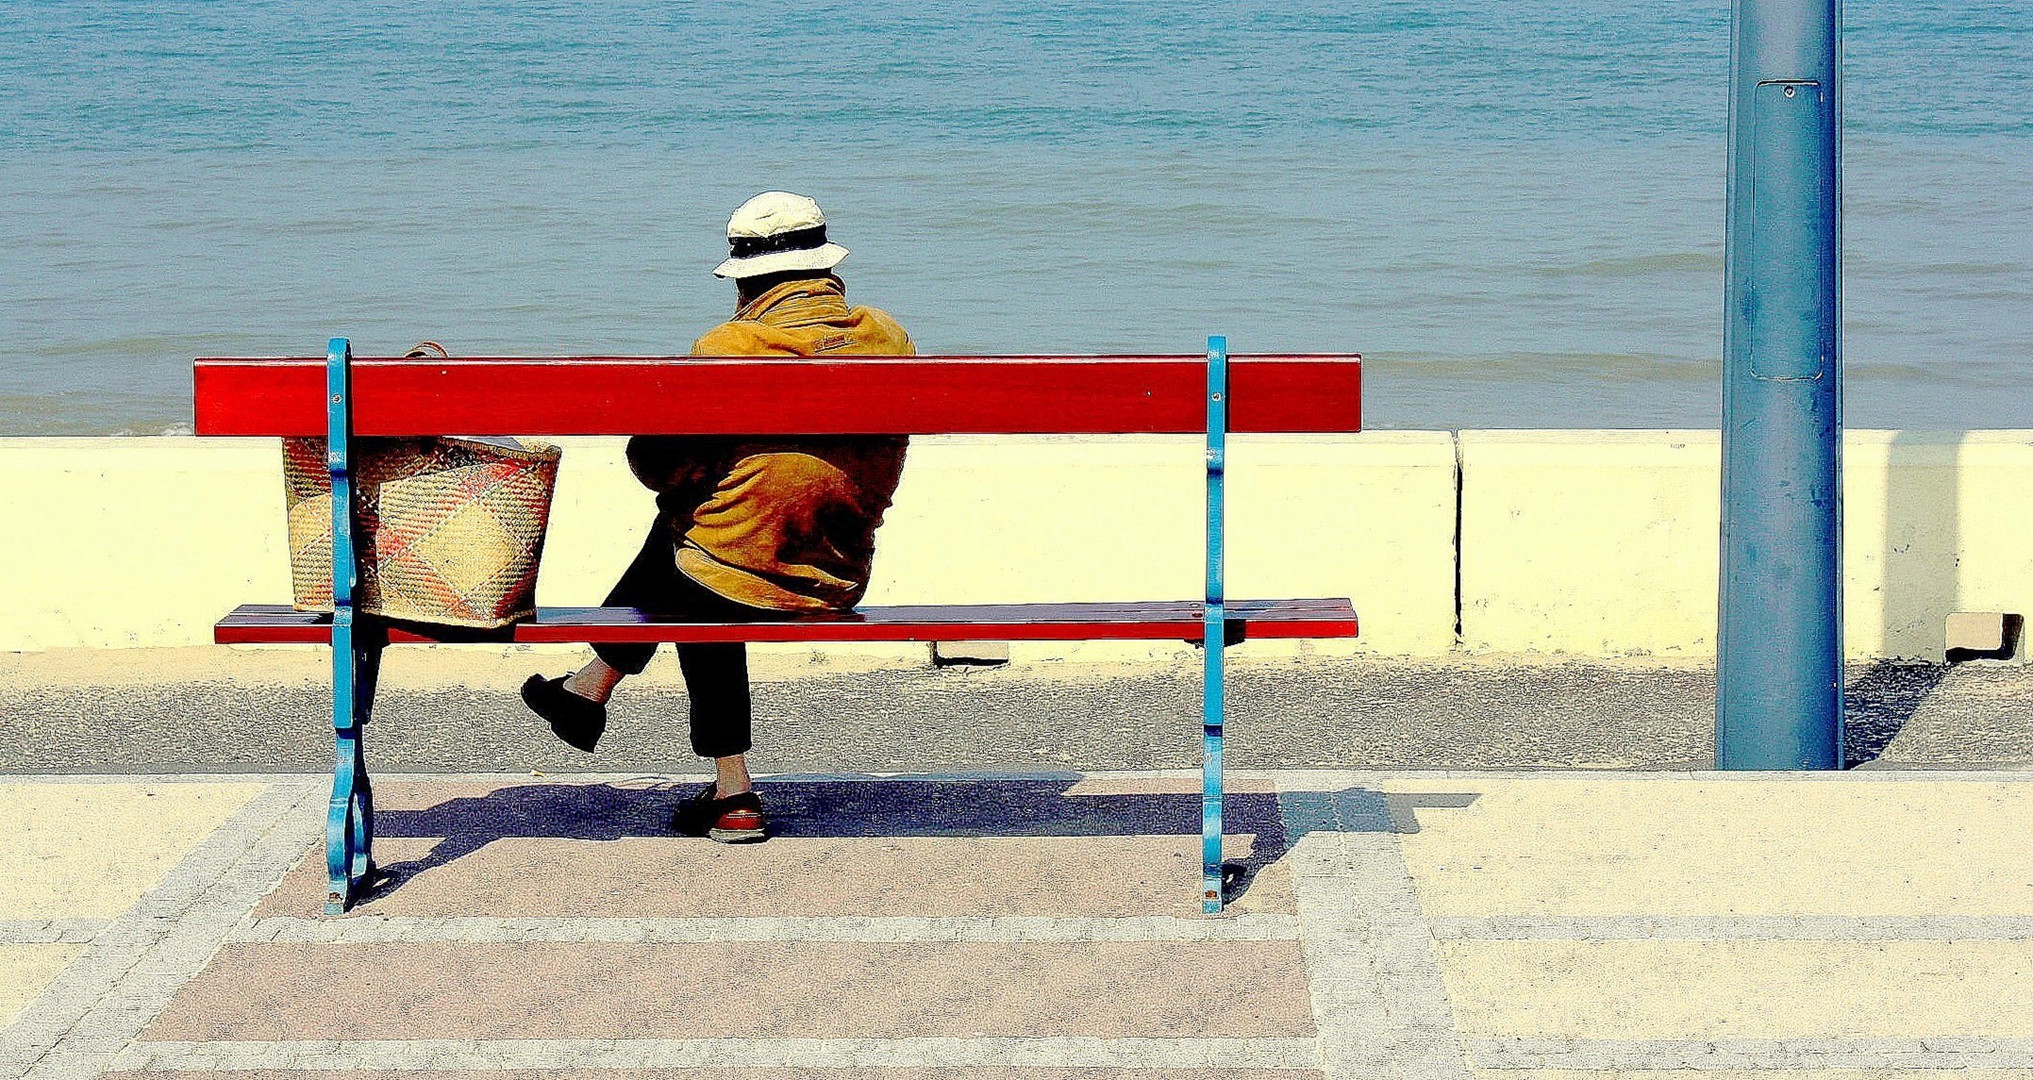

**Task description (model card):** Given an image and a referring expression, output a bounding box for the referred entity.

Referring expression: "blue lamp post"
[1717,0,1845,768]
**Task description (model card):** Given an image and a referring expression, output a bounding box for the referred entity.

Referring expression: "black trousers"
[592,514,785,759]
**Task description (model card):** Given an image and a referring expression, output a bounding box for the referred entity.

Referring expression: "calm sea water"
[1,0,2027,433]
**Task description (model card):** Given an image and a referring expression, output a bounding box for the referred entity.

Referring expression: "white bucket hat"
[712,191,851,279]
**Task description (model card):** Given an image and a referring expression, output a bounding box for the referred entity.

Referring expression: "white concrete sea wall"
[1,432,2027,660]
[1850,431,2033,659]
[862,433,1459,661]
[519,433,1456,663]
[0,438,294,651]
[1459,431,1722,657]
[1458,430,2033,658]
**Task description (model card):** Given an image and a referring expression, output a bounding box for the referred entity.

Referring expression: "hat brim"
[712,242,849,279]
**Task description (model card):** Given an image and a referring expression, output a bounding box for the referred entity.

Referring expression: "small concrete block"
[1949,611,2011,652]
[1948,610,2025,661]
[932,639,1011,665]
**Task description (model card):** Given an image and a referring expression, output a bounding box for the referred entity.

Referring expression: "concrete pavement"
[4,770,2033,1079]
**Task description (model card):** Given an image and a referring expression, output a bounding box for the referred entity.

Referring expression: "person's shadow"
[357,777,1478,906]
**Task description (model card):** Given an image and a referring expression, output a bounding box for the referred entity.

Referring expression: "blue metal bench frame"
[314,334,1242,915]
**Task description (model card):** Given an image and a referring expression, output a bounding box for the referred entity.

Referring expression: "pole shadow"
[1844,658,1949,766]
[1853,430,1961,765]
[1879,430,1961,660]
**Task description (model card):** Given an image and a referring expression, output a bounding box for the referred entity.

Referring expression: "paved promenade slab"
[0,781,268,1041]
[0,783,263,919]
[1,770,2030,1080]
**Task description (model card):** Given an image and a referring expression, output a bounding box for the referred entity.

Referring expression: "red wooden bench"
[196,337,1362,913]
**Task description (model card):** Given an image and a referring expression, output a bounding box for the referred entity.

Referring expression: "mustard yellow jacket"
[624,275,912,613]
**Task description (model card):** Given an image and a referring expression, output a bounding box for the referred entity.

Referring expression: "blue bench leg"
[325,620,382,915]
[1202,642,1225,914]
[322,334,380,915]
[1202,334,1229,915]
[349,733,374,885]
[325,744,358,913]
[349,630,380,885]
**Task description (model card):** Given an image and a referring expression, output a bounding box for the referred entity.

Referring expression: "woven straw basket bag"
[282,343,562,629]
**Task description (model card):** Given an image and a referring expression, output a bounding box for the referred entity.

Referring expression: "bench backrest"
[193,354,1361,436]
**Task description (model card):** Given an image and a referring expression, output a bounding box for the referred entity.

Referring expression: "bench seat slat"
[193,355,1361,436]
[214,599,1357,645]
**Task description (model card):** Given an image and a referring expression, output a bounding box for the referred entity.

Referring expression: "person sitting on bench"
[520,191,912,843]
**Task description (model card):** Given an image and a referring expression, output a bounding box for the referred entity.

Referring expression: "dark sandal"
[671,784,768,843]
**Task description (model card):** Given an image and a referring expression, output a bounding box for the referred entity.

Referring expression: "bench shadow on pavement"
[359,779,1478,908]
